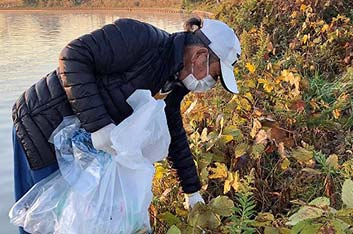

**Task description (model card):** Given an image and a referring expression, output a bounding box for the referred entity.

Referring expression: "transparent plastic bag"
[9,89,171,234]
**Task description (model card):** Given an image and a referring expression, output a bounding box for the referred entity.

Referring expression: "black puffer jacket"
[12,18,201,193]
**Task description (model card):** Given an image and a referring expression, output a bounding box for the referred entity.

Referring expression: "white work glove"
[184,191,205,210]
[91,123,117,155]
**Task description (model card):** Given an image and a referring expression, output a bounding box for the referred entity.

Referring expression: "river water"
[0,10,185,233]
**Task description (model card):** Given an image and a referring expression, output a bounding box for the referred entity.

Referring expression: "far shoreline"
[0,6,214,17]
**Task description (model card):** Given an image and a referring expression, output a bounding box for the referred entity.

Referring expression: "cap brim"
[220,60,239,94]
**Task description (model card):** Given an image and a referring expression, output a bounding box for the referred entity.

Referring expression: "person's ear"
[191,47,209,64]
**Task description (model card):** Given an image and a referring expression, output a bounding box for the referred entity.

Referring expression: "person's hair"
[184,16,219,64]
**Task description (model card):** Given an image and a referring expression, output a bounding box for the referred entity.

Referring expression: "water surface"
[0,10,185,233]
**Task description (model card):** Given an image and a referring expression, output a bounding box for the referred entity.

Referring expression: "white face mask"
[182,54,216,93]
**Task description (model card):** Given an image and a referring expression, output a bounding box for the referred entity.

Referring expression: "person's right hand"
[91,123,117,155]
[183,191,205,210]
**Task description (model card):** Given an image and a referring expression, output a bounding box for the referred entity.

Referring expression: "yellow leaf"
[220,134,233,143]
[155,164,167,180]
[317,20,325,26]
[231,171,241,192]
[245,79,256,88]
[224,171,241,193]
[278,142,287,158]
[332,109,341,119]
[234,67,239,75]
[281,70,293,82]
[245,92,254,103]
[251,144,265,159]
[264,83,274,93]
[291,11,298,18]
[249,28,257,33]
[209,162,228,180]
[292,147,314,162]
[258,78,274,93]
[200,128,208,142]
[301,168,322,175]
[326,154,339,169]
[223,125,241,137]
[250,119,262,138]
[255,129,268,144]
[321,24,329,33]
[300,4,307,12]
[224,172,232,194]
[181,100,192,113]
[246,62,256,74]
[235,143,248,158]
[254,109,263,117]
[240,97,252,111]
[313,37,322,44]
[281,158,290,170]
[175,207,188,217]
[302,34,308,44]
[220,116,224,130]
[258,78,267,84]
[279,70,301,96]
[255,212,275,222]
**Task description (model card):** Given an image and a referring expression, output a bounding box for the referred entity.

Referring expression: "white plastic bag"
[9,89,171,234]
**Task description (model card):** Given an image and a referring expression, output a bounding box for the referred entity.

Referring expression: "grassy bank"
[151,0,353,233]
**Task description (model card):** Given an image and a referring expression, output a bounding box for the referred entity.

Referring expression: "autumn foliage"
[151,0,353,233]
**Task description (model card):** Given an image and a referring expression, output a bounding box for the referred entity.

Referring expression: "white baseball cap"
[195,19,241,94]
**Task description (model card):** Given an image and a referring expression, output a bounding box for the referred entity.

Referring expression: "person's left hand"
[91,123,117,155]
[183,191,205,210]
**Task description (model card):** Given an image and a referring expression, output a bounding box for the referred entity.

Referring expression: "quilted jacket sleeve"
[164,85,202,194]
[58,18,161,132]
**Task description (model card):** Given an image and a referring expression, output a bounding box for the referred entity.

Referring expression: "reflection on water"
[0,11,186,234]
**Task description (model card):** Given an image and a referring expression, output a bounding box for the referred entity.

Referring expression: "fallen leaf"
[231,171,241,192]
[269,127,287,143]
[321,24,329,33]
[158,212,181,226]
[246,62,256,74]
[292,147,313,163]
[301,168,322,175]
[209,196,235,217]
[278,142,287,158]
[209,162,228,180]
[300,4,307,12]
[235,143,248,158]
[166,225,181,234]
[155,164,167,180]
[255,129,268,144]
[332,109,341,119]
[250,119,262,138]
[220,134,233,144]
[224,173,232,194]
[188,203,221,229]
[281,158,290,170]
[255,212,275,222]
[287,197,329,226]
[342,179,353,208]
[200,128,208,142]
[326,154,339,169]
